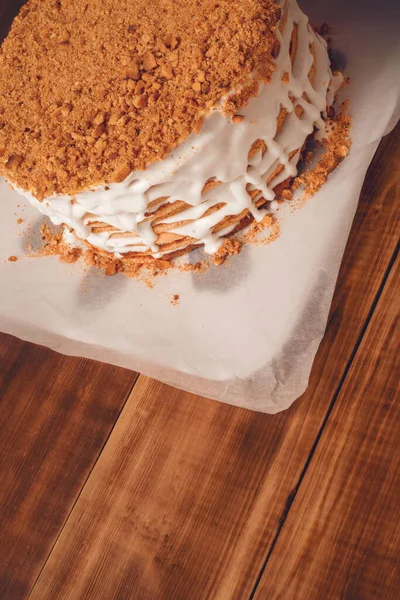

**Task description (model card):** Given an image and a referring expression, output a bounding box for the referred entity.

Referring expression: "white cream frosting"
[20,0,342,258]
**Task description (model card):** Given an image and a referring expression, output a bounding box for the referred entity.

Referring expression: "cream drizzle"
[20,0,342,257]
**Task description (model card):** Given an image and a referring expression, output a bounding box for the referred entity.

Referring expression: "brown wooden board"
[255,255,400,600]
[28,128,400,599]
[0,334,137,600]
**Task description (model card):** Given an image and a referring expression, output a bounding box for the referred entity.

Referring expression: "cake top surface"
[0,0,280,198]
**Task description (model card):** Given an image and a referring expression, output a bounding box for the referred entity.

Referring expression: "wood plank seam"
[253,255,400,599]
[19,128,400,600]
[248,241,400,600]
[23,371,140,600]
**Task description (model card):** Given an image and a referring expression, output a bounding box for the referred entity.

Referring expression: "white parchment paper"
[1,0,399,413]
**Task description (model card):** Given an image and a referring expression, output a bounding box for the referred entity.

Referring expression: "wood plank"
[29,128,400,599]
[254,255,400,600]
[0,334,137,600]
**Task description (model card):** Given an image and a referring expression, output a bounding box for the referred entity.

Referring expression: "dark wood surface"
[0,336,138,600]
[255,257,400,600]
[0,126,399,599]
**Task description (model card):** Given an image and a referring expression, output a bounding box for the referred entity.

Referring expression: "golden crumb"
[294,107,351,200]
[170,294,180,305]
[84,246,171,285]
[34,223,82,263]
[59,246,83,264]
[8,255,18,262]
[0,0,280,199]
[212,238,242,265]
[244,213,274,242]
[178,261,209,274]
[280,188,292,200]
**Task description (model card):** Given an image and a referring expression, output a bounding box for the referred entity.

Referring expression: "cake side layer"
[18,0,344,259]
[0,0,280,198]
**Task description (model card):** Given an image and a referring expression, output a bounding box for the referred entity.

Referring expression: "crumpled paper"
[1,0,399,413]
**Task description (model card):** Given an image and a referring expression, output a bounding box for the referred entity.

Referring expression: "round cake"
[0,0,346,263]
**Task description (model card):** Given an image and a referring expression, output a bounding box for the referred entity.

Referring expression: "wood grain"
[255,255,400,600]
[28,129,400,599]
[0,334,137,600]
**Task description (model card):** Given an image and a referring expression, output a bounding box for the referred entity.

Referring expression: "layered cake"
[0,0,349,266]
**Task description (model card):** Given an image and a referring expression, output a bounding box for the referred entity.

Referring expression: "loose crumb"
[242,213,281,246]
[84,247,170,287]
[212,238,242,265]
[293,106,351,202]
[170,294,180,305]
[8,255,18,262]
[178,261,208,274]
[33,223,82,263]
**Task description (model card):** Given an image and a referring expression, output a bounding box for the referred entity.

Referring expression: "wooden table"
[0,125,399,600]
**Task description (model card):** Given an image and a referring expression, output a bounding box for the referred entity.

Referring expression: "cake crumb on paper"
[178,261,208,274]
[29,223,82,264]
[212,239,242,266]
[243,213,276,245]
[170,294,180,306]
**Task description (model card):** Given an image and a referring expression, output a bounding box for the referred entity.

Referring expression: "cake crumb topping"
[0,0,280,198]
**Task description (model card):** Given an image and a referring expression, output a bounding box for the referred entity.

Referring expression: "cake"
[0,0,349,267]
